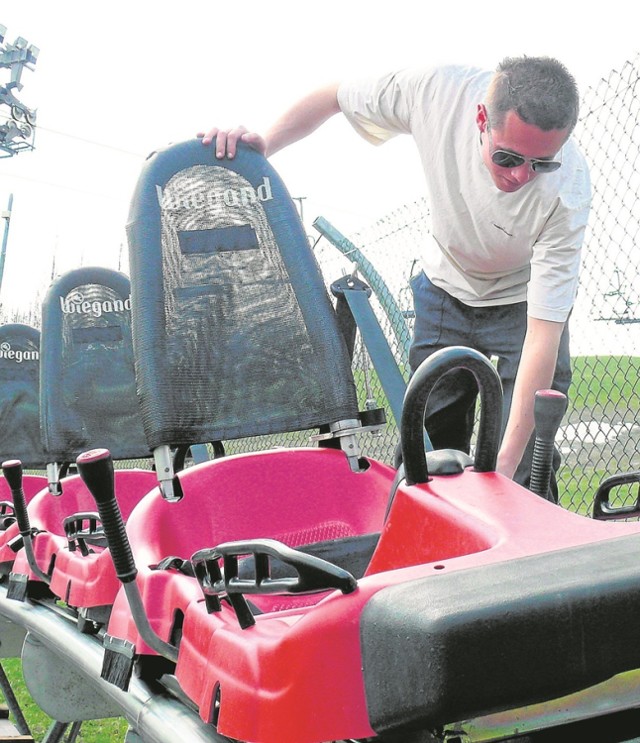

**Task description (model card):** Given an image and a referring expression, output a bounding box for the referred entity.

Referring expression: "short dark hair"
[487,56,579,133]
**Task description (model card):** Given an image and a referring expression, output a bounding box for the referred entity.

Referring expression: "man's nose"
[511,163,536,186]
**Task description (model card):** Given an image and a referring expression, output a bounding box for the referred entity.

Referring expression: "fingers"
[197,127,219,147]
[198,126,267,159]
[198,126,248,159]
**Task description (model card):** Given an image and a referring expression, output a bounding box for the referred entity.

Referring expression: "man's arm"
[199,83,341,159]
[496,316,566,479]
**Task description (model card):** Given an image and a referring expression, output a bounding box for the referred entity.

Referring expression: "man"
[200,57,591,500]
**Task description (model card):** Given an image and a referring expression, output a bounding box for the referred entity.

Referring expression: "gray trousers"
[408,272,571,502]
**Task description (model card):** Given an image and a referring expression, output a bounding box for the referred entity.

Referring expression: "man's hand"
[496,317,566,479]
[197,126,267,159]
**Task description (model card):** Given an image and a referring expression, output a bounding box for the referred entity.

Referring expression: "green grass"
[557,466,608,514]
[558,354,640,513]
[569,354,640,415]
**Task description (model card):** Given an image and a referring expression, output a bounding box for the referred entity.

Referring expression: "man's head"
[476,56,579,192]
[487,56,579,132]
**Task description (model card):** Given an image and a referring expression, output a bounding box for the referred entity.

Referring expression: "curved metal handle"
[593,472,640,520]
[63,511,107,554]
[0,500,16,529]
[192,538,357,630]
[401,346,503,485]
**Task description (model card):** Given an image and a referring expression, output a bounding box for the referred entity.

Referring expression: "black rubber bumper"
[361,533,640,735]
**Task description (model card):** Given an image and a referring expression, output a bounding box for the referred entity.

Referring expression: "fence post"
[313,216,411,366]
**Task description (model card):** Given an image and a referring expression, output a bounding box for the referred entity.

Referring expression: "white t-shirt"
[337,65,592,322]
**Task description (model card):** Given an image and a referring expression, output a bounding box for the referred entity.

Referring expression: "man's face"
[476,105,569,193]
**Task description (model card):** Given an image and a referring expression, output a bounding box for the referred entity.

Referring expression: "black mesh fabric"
[127,139,359,448]
[0,324,46,467]
[39,267,149,461]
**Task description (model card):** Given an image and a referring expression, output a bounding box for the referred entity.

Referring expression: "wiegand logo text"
[158,176,274,211]
[0,342,39,363]
[60,292,132,318]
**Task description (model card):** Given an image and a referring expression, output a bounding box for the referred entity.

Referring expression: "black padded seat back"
[40,267,148,461]
[0,323,46,467]
[126,138,358,449]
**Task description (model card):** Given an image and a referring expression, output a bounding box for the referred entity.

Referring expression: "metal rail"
[0,586,230,743]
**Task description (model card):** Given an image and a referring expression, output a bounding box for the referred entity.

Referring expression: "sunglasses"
[486,124,563,174]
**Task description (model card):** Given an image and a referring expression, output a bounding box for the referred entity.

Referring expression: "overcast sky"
[1,0,638,313]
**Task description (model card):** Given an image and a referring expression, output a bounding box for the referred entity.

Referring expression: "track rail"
[0,586,230,743]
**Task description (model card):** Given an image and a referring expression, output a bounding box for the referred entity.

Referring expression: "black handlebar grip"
[2,459,31,537]
[76,449,137,583]
[530,390,568,499]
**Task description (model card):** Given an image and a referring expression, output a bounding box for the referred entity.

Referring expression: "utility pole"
[292,196,307,224]
[292,196,316,246]
[0,193,12,295]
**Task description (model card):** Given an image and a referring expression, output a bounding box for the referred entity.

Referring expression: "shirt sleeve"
[337,68,435,146]
[527,148,592,322]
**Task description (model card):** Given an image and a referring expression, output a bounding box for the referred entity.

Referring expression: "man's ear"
[476,103,488,133]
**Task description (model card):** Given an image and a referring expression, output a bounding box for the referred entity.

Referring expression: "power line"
[0,168,127,201]
[0,111,146,158]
